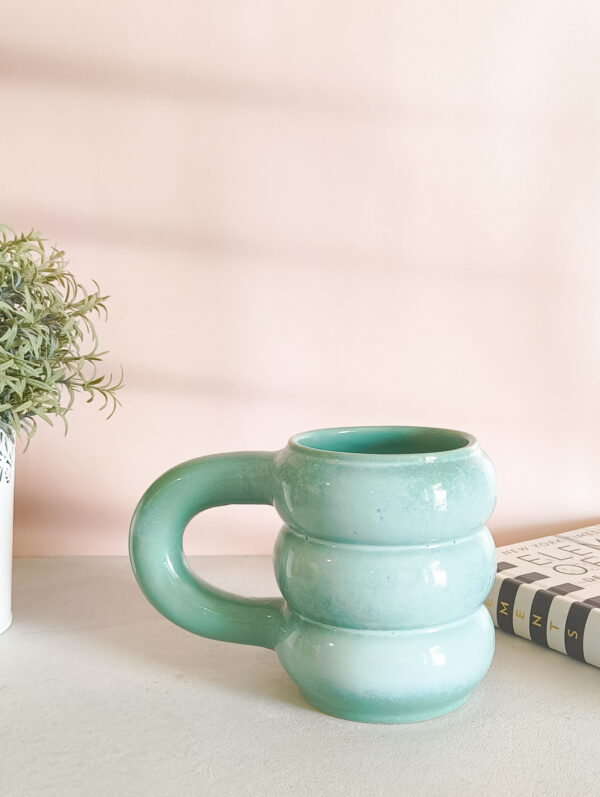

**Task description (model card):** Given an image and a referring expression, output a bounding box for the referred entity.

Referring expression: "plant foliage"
[0,225,122,444]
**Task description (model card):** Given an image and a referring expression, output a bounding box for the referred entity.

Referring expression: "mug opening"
[290,426,474,457]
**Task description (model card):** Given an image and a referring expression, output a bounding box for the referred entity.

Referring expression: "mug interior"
[291,426,473,456]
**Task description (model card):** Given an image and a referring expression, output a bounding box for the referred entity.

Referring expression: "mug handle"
[129,451,283,650]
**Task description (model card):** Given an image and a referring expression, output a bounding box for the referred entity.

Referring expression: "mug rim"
[288,425,477,462]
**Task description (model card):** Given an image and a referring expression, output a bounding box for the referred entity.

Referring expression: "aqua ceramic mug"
[130,426,496,723]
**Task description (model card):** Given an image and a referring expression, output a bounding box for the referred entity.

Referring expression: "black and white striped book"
[486,524,600,667]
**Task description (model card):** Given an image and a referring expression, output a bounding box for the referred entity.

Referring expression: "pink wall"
[3,1,600,554]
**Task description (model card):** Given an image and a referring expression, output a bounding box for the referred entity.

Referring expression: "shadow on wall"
[14,489,125,555]
[492,517,600,547]
[0,43,455,121]
[1,199,427,276]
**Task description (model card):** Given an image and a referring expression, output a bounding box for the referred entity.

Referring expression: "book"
[486,524,600,667]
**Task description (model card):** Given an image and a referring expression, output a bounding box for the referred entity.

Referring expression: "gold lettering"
[532,614,542,628]
[549,621,560,631]
[499,601,509,616]
[515,609,525,620]
[567,628,578,640]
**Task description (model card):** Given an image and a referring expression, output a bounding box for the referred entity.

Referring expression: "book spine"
[485,573,600,668]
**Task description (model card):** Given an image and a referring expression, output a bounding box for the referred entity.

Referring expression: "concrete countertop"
[2,556,599,796]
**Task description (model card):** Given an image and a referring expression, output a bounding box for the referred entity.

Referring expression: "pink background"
[2,1,600,555]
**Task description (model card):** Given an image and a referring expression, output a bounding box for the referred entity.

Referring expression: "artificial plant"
[0,226,122,444]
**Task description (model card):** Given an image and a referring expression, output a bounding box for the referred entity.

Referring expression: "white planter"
[0,429,15,633]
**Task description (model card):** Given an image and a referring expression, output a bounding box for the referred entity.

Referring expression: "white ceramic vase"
[0,429,15,633]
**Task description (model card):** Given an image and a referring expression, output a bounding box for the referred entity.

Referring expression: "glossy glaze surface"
[130,426,496,723]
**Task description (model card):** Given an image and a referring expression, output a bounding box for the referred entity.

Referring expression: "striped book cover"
[486,524,600,667]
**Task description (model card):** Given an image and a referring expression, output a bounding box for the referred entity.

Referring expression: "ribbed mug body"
[271,427,496,723]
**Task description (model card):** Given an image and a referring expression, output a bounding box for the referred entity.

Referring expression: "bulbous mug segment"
[129,426,497,724]
[269,427,496,722]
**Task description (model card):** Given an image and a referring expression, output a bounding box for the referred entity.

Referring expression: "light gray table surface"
[2,556,599,797]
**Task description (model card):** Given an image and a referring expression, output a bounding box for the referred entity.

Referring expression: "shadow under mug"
[129,425,497,723]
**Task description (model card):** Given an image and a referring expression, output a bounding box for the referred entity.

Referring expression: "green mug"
[129,426,496,723]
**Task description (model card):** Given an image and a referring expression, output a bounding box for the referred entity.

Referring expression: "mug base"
[298,689,470,724]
